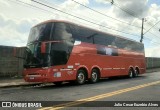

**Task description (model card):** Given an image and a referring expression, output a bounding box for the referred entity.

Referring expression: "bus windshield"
[24,22,75,68]
[24,42,50,68]
[24,22,52,68]
[27,23,52,44]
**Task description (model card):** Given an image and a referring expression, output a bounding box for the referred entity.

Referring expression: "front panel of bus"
[23,22,75,82]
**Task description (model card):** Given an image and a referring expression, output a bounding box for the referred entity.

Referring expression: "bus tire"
[134,68,139,77]
[76,69,86,85]
[53,81,63,86]
[89,69,99,83]
[128,68,133,78]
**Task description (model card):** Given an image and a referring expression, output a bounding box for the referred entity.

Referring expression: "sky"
[0,0,160,57]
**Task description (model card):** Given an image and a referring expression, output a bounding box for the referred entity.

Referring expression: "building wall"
[0,46,25,77]
[146,57,160,69]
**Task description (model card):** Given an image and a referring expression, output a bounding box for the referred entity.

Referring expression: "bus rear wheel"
[133,68,139,77]
[76,70,86,85]
[89,69,99,83]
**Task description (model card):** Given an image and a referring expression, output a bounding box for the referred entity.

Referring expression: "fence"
[0,46,25,77]
[146,57,160,69]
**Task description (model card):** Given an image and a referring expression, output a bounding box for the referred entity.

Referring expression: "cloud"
[0,14,39,46]
[17,19,33,33]
[95,0,111,4]
[19,0,32,4]
[145,47,160,57]
[112,0,149,19]
[0,0,10,7]
[61,0,89,10]
[148,4,160,21]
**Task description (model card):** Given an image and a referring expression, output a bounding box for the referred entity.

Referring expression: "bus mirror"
[41,42,46,53]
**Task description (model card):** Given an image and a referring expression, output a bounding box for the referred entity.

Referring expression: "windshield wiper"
[14,56,25,59]
[87,33,98,39]
[87,33,98,44]
[23,64,42,68]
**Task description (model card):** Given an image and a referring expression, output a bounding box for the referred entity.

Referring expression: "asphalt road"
[0,71,160,110]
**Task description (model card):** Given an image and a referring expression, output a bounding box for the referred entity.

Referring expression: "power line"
[9,0,140,37]
[71,0,141,28]
[112,1,160,33]
[111,2,142,20]
[39,0,113,27]
[35,0,159,43]
[144,20,160,34]
[13,0,106,29]
[30,0,140,37]
[72,0,158,41]
[143,18,160,31]
[8,0,55,15]
[6,0,160,47]
[147,31,160,40]
[143,37,160,47]
[10,0,160,41]
[109,1,160,40]
[8,0,160,47]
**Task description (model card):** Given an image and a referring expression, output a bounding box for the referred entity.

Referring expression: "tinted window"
[28,23,52,43]
[70,24,94,43]
[69,23,144,52]
[50,23,74,66]
[114,37,144,52]
[52,23,73,41]
[94,34,116,46]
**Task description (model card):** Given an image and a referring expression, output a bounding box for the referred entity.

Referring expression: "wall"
[0,46,25,77]
[146,57,160,69]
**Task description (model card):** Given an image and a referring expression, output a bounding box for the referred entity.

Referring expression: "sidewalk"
[0,78,41,88]
[0,68,159,88]
[146,68,160,73]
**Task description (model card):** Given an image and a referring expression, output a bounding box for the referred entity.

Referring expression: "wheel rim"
[129,70,133,78]
[135,70,138,76]
[92,72,97,82]
[78,72,85,83]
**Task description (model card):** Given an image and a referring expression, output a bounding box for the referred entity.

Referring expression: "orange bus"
[23,20,146,85]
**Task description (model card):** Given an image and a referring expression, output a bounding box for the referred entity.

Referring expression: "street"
[0,71,160,110]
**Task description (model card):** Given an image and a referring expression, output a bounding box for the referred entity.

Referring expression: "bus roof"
[34,19,143,44]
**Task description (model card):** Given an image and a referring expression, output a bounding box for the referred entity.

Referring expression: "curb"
[0,82,42,88]
[146,69,160,73]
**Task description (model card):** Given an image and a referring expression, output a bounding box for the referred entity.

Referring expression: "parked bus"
[23,20,146,85]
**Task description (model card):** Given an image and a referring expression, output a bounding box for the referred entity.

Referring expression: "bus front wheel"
[76,70,86,85]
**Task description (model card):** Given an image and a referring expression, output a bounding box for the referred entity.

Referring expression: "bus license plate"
[29,77,34,79]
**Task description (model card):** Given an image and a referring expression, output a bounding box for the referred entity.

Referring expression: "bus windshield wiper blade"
[87,33,98,39]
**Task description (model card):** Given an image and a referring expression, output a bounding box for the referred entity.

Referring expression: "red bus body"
[23,20,146,83]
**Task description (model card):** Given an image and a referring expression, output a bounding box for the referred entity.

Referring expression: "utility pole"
[111,0,114,5]
[140,18,144,42]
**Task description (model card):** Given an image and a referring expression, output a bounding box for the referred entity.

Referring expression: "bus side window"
[70,24,94,44]
[94,34,107,46]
